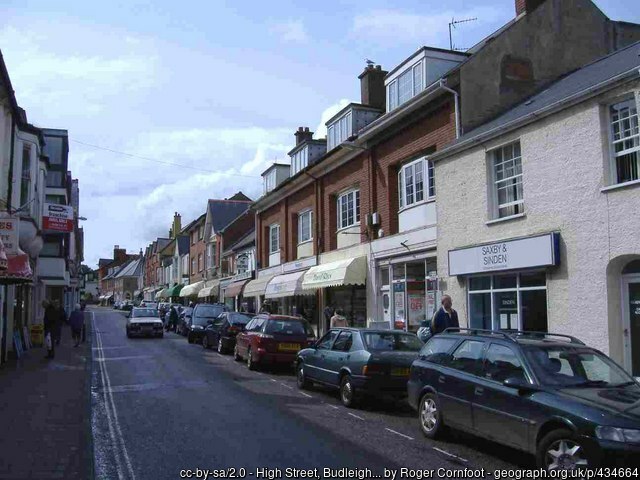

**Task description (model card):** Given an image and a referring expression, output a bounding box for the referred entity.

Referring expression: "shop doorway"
[622,264,640,377]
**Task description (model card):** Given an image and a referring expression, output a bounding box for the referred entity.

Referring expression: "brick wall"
[189,218,206,283]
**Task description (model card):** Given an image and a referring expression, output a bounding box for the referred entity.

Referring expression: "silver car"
[126,307,164,338]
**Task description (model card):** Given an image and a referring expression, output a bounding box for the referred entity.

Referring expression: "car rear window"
[195,306,224,318]
[229,313,252,324]
[132,309,158,318]
[419,337,458,363]
[363,332,423,352]
[264,319,313,336]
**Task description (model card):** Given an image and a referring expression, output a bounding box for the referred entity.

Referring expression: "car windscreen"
[264,319,314,336]
[363,332,424,352]
[195,306,224,318]
[132,309,158,318]
[228,313,252,325]
[523,345,634,387]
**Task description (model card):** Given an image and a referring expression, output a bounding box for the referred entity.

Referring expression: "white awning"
[155,288,170,300]
[198,279,220,298]
[243,275,275,297]
[302,256,367,290]
[265,270,314,299]
[40,277,70,287]
[180,281,205,297]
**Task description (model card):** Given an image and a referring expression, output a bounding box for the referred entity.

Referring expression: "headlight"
[596,426,640,443]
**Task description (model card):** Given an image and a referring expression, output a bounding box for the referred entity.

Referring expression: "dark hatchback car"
[296,329,424,407]
[187,304,228,344]
[234,314,315,370]
[202,312,253,353]
[177,307,194,336]
[407,329,640,470]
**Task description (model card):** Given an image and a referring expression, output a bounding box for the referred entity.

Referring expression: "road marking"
[328,404,340,410]
[95,355,152,361]
[433,447,468,462]
[299,392,313,398]
[270,379,278,382]
[348,412,365,420]
[385,428,414,440]
[280,382,293,389]
[93,313,137,480]
[92,346,130,351]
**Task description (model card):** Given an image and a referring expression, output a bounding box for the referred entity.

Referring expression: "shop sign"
[0,216,19,255]
[448,233,559,276]
[43,204,74,232]
[282,256,317,273]
[232,271,252,282]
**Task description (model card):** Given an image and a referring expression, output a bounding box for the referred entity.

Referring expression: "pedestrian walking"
[168,305,179,332]
[430,294,460,335]
[330,308,348,328]
[69,304,84,347]
[43,300,56,359]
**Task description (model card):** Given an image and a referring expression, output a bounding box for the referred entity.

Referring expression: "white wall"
[297,241,313,259]
[398,201,436,233]
[336,225,360,249]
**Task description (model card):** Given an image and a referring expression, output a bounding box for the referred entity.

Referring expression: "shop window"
[610,99,639,184]
[389,258,438,333]
[337,189,360,230]
[468,272,547,332]
[489,141,523,218]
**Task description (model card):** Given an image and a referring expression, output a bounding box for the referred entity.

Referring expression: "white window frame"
[269,224,280,254]
[489,141,524,219]
[398,157,435,210]
[337,189,360,231]
[609,98,640,185]
[264,170,276,193]
[327,112,353,150]
[290,147,309,176]
[298,209,313,244]
[387,60,424,111]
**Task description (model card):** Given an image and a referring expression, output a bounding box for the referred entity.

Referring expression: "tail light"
[228,326,239,334]
[362,364,385,376]
[256,333,274,347]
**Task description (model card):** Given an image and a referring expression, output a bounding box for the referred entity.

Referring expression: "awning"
[156,288,170,300]
[302,256,367,290]
[166,284,184,297]
[198,279,220,298]
[40,277,69,287]
[265,270,313,299]
[0,249,33,284]
[243,274,275,297]
[223,279,250,299]
[180,281,205,297]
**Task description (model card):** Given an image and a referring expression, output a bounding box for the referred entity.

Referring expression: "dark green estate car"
[296,328,423,408]
[407,329,640,469]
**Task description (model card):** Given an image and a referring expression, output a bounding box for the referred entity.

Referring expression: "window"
[191,231,196,245]
[45,194,65,205]
[317,330,339,350]
[387,61,424,111]
[46,171,63,187]
[20,144,32,208]
[327,112,353,150]
[491,141,523,218]
[290,147,309,176]
[398,157,434,209]
[610,99,639,184]
[269,224,280,254]
[468,272,547,332]
[332,332,353,352]
[450,340,485,376]
[483,344,526,383]
[198,226,203,240]
[41,239,62,257]
[337,189,360,230]
[419,337,458,364]
[298,210,312,244]
[264,170,276,193]
[198,254,203,272]
[191,258,196,274]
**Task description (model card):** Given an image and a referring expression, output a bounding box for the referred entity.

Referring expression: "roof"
[155,238,170,253]
[115,258,144,278]
[261,162,290,176]
[177,235,189,256]
[207,199,252,233]
[98,258,112,267]
[434,41,640,160]
[223,229,255,255]
[186,213,206,232]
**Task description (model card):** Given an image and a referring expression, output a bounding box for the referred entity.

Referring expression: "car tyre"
[537,429,592,470]
[296,362,312,390]
[419,393,443,439]
[247,348,258,371]
[233,345,242,361]
[202,335,209,349]
[187,333,194,344]
[340,375,357,408]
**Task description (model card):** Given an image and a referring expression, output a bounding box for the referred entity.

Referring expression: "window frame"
[336,189,360,231]
[386,60,424,111]
[398,156,435,211]
[608,97,640,185]
[297,209,313,245]
[269,224,280,255]
[488,140,524,219]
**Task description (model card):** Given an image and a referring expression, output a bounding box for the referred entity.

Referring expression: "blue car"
[295,328,424,408]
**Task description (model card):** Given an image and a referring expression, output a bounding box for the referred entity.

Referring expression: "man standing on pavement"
[430,295,460,335]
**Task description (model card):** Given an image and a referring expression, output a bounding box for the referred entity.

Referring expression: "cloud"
[352,7,503,47]
[271,20,309,43]
[314,99,352,139]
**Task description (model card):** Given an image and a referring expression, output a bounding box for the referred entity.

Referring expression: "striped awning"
[302,256,367,290]
[243,274,275,297]
[223,279,249,299]
[180,281,205,297]
[198,279,220,298]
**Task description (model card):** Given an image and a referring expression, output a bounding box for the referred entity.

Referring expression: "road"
[90,307,531,480]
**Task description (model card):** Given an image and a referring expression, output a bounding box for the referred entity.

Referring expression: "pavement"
[90,307,530,480]
[0,313,93,480]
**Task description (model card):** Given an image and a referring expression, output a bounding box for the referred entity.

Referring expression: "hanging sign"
[0,216,19,255]
[43,204,74,232]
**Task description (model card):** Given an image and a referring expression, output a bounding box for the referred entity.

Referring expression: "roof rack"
[443,328,516,342]
[509,331,585,345]
[442,328,585,345]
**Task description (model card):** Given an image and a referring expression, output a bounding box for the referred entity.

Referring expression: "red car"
[234,314,316,370]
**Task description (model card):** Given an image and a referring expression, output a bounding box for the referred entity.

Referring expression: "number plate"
[391,368,410,376]
[278,343,300,352]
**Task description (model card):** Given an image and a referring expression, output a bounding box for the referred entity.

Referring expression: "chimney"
[114,245,126,262]
[294,127,313,145]
[359,64,387,110]
[172,212,181,238]
[515,0,545,16]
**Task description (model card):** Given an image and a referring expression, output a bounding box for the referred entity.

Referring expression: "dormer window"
[327,112,353,150]
[264,170,276,194]
[291,146,309,176]
[387,60,424,111]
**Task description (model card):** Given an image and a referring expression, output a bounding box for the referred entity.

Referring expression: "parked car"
[121,302,133,312]
[177,307,194,336]
[140,301,158,309]
[407,329,640,470]
[113,301,122,310]
[234,314,315,370]
[125,307,163,338]
[187,303,228,344]
[296,328,423,407]
[202,312,253,353]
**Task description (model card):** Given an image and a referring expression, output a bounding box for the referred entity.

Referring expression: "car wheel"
[187,333,194,344]
[419,393,443,439]
[202,335,209,349]
[537,429,592,470]
[296,363,312,390]
[233,345,242,361]
[158,332,164,339]
[340,375,357,408]
[217,338,225,354]
[247,348,257,371]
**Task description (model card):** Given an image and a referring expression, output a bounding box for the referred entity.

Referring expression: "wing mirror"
[503,376,537,393]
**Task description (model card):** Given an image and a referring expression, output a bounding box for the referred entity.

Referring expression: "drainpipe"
[7,119,16,212]
[440,79,461,139]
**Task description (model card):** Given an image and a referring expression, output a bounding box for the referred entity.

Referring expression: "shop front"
[221,271,253,312]
[197,279,220,303]
[179,281,205,301]
[448,232,560,332]
[244,268,278,312]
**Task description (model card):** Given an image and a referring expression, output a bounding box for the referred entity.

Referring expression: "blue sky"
[1,0,638,267]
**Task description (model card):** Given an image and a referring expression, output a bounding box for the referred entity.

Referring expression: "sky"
[1,0,638,268]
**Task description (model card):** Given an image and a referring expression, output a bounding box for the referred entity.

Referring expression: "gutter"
[432,66,640,162]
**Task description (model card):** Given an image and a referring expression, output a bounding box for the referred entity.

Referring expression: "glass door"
[623,278,640,377]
